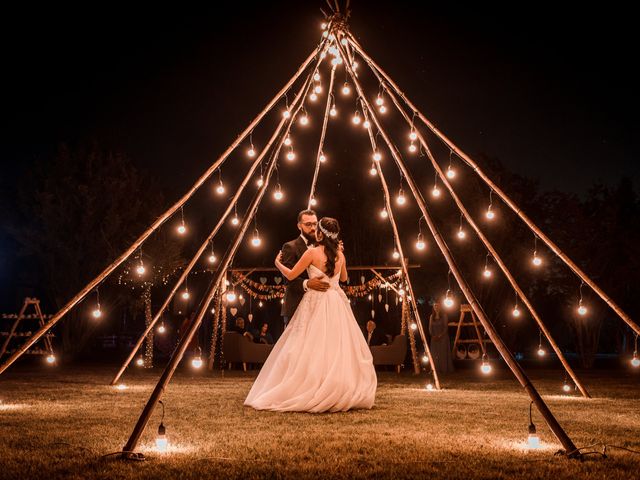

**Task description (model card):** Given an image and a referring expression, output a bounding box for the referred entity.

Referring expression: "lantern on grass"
[191,347,203,369]
[156,400,168,452]
[527,402,541,449]
[480,353,491,374]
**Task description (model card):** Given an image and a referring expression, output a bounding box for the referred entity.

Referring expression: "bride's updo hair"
[318,217,340,277]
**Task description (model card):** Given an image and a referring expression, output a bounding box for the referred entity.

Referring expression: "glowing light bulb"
[409,143,417,153]
[443,293,454,309]
[422,355,429,363]
[631,354,640,368]
[258,301,263,307]
[396,191,406,205]
[274,189,284,201]
[321,22,327,30]
[330,56,343,66]
[282,109,291,119]
[136,357,144,367]
[299,115,309,126]
[363,120,371,128]
[92,308,102,319]
[231,215,240,226]
[216,183,225,195]
[320,51,326,59]
[251,235,262,247]
[46,354,56,364]
[373,151,382,162]
[409,131,417,141]
[369,166,377,176]
[191,356,203,369]
[136,264,146,276]
[432,186,441,198]
[352,112,361,125]
[314,85,322,94]
[375,96,384,106]
[410,322,417,331]
[577,304,588,316]
[537,347,546,357]
[287,151,296,161]
[319,154,326,163]
[181,289,190,300]
[562,383,571,393]
[330,106,337,116]
[457,229,466,240]
[532,255,542,267]
[309,92,317,101]
[208,253,217,264]
[380,209,388,219]
[248,147,256,157]
[115,383,127,391]
[392,249,400,260]
[322,31,328,38]
[379,105,387,114]
[415,235,426,250]
[481,362,492,374]
[512,306,521,318]
[340,37,348,46]
[226,292,237,302]
[483,268,492,279]
[310,197,317,206]
[313,72,321,82]
[158,324,166,334]
[342,83,351,95]
[486,208,495,220]
[177,224,186,235]
[425,383,434,391]
[284,136,292,146]
[446,167,456,179]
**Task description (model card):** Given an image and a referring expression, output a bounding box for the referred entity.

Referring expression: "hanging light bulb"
[369,165,377,176]
[156,421,168,452]
[577,302,588,316]
[226,291,236,302]
[251,229,262,247]
[330,105,337,116]
[562,381,571,393]
[352,111,361,125]
[216,182,225,195]
[286,150,296,161]
[375,96,384,106]
[480,354,492,374]
[158,323,166,334]
[284,135,292,146]
[313,71,321,81]
[177,223,186,235]
[314,85,322,94]
[136,262,146,276]
[247,146,256,158]
[373,151,382,162]
[181,289,190,300]
[282,109,291,119]
[409,143,417,153]
[432,186,441,198]
[410,322,417,331]
[486,206,495,220]
[352,61,359,70]
[319,153,326,163]
[46,354,56,364]
[421,354,429,364]
[483,267,492,279]
[258,300,263,307]
[532,253,542,267]
[457,228,466,240]
[256,175,264,187]
[191,355,203,369]
[342,83,351,95]
[136,356,144,367]
[379,105,387,114]
[537,346,546,357]
[392,249,400,260]
[409,130,418,141]
[380,208,388,219]
[631,352,640,368]
[92,307,102,319]
[309,92,317,101]
[310,197,317,206]
[274,186,284,201]
[415,233,426,250]
[231,214,240,226]
[363,120,371,129]
[299,114,309,126]
[396,188,406,205]
[512,305,521,318]
[446,166,456,179]
[340,37,348,46]
[330,56,343,66]
[208,253,217,264]
[443,291,454,309]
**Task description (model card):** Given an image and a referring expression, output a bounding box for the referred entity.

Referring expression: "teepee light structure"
[4,6,639,461]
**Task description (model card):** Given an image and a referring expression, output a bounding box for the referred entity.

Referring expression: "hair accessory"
[318,221,338,239]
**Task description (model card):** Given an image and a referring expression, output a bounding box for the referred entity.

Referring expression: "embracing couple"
[244,209,377,412]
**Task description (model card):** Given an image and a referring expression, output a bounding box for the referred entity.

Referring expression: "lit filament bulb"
[177,223,186,235]
[216,182,225,195]
[415,233,426,250]
[299,114,309,126]
[481,358,492,374]
[410,322,417,331]
[631,353,640,368]
[136,263,146,276]
[392,249,400,260]
[422,355,429,364]
[537,347,546,357]
[379,105,387,114]
[46,354,56,364]
[136,357,144,367]
[577,303,587,316]
[443,292,454,309]
[396,189,406,205]
[457,229,466,240]
[409,143,417,153]
[309,92,317,101]
[425,383,434,391]
[182,289,190,300]
[208,253,217,264]
[512,306,521,318]
[231,214,240,226]
[314,85,322,94]
[446,167,456,179]
[562,382,571,393]
[226,291,236,302]
[373,151,382,162]
[92,307,102,319]
[376,96,384,106]
[191,356,203,369]
[409,130,418,141]
[158,323,166,334]
[287,150,296,161]
[313,72,321,81]
[274,187,284,201]
[532,253,542,267]
[251,231,262,247]
[247,146,256,158]
[483,268,492,279]
[330,105,337,116]
[352,112,361,125]
[310,197,317,206]
[282,109,291,119]
[284,136,292,146]
[369,165,377,176]
[342,83,351,95]
[486,207,495,220]
[319,153,326,163]
[380,209,388,219]
[363,120,371,129]
[432,186,441,198]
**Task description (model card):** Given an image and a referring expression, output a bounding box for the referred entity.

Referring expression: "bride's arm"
[275,248,314,281]
[339,251,348,282]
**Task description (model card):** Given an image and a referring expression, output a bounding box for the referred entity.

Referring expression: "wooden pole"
[0,45,324,377]
[120,55,321,457]
[110,68,313,385]
[372,67,591,398]
[336,36,580,457]
[347,32,639,338]
[308,64,337,208]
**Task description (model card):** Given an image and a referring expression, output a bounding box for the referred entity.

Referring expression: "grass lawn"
[0,364,638,479]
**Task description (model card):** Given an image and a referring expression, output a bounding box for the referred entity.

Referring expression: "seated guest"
[254,322,274,345]
[364,320,387,346]
[231,317,254,340]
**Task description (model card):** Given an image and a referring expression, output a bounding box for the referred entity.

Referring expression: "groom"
[280,209,330,330]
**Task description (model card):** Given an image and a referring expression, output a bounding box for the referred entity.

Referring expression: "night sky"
[1,2,638,309]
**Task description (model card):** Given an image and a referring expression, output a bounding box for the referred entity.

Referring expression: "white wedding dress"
[244,263,377,412]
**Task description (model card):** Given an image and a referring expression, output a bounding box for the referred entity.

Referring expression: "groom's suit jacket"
[280,235,311,318]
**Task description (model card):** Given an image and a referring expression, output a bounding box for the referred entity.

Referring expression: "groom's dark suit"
[280,235,312,322]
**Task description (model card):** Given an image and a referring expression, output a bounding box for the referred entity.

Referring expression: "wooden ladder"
[0,298,54,359]
[449,304,491,357]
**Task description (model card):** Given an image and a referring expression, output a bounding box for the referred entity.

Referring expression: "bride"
[244,217,377,412]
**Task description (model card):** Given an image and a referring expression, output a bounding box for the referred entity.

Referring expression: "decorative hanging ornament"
[239,297,246,306]
[230,307,238,316]
[385,303,390,312]
[378,294,383,303]
[274,276,282,285]
[371,310,375,318]
[248,313,253,322]
[259,277,267,284]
